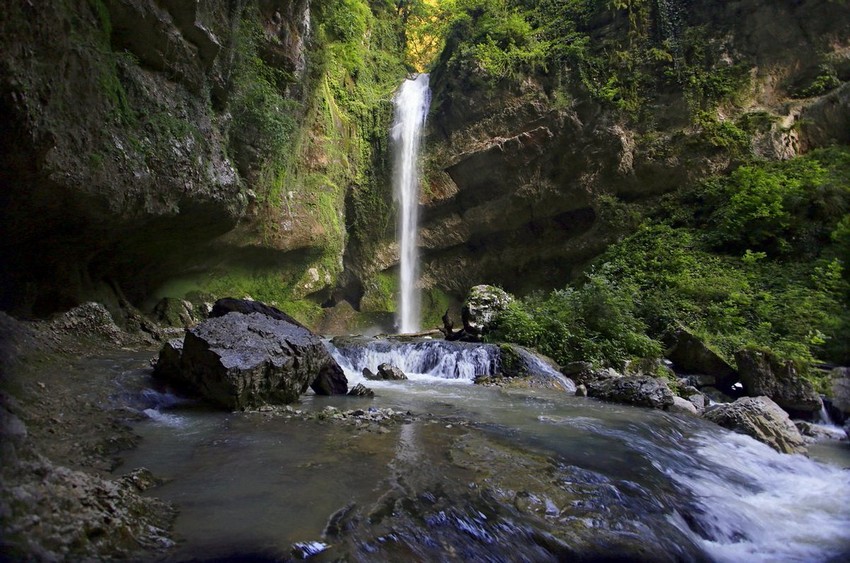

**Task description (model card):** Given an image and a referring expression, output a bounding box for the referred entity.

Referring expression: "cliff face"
[2,0,849,331]
[0,0,404,324]
[0,1,280,316]
[409,0,850,298]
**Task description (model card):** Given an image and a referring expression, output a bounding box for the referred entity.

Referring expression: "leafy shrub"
[489,267,662,368]
[692,147,850,257]
[443,0,550,80]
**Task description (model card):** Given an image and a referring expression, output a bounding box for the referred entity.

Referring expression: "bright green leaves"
[695,148,850,257]
[324,0,370,42]
[489,268,662,369]
[443,0,550,80]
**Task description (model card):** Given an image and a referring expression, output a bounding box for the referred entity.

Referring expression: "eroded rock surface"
[735,349,821,416]
[666,329,738,392]
[704,396,807,455]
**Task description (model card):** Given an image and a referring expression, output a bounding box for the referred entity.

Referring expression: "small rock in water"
[575,384,588,397]
[377,363,408,380]
[348,383,374,397]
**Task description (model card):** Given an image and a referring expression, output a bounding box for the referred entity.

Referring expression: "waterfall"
[391,74,431,334]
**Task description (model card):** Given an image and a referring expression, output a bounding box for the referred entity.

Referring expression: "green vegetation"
[310,0,408,270]
[360,271,399,313]
[208,1,409,310]
[431,0,755,135]
[492,148,850,369]
[154,267,326,327]
[229,14,300,189]
[489,269,662,369]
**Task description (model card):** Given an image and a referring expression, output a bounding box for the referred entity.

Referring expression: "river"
[113,341,850,562]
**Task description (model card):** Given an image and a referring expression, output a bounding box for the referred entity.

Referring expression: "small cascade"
[327,339,576,392]
[329,339,500,381]
[512,346,577,392]
[391,74,431,334]
[817,398,836,426]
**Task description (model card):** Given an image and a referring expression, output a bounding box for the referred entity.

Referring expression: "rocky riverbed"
[0,306,175,560]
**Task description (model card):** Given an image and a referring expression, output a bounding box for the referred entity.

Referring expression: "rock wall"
[3,0,849,332]
[0,0,405,325]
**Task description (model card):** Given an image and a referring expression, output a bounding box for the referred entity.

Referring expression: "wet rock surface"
[831,367,850,420]
[162,312,347,409]
[377,363,408,380]
[209,297,307,329]
[0,308,176,560]
[347,383,375,397]
[735,349,822,416]
[587,376,675,410]
[315,426,710,562]
[0,452,175,561]
[704,396,807,455]
[666,328,738,391]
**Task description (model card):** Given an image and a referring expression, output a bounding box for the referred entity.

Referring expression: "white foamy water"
[391,74,430,334]
[667,431,850,562]
[143,407,186,427]
[329,339,498,383]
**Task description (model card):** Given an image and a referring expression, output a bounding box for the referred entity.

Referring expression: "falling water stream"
[113,341,850,562]
[391,75,430,334]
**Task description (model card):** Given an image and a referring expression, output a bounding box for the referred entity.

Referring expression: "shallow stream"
[110,342,850,562]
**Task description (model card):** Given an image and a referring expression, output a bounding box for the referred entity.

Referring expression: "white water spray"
[391,74,430,334]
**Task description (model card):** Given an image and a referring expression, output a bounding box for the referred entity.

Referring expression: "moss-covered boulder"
[462,285,513,338]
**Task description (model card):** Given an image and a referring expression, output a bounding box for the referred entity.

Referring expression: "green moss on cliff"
[196,1,407,313]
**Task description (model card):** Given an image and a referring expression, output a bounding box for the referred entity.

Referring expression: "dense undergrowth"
[491,147,850,372]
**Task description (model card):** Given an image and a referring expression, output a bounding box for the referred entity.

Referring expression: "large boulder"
[735,349,821,416]
[665,328,738,392]
[159,312,346,409]
[704,396,807,455]
[586,376,675,410]
[462,285,513,337]
[210,298,307,329]
[831,367,850,419]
